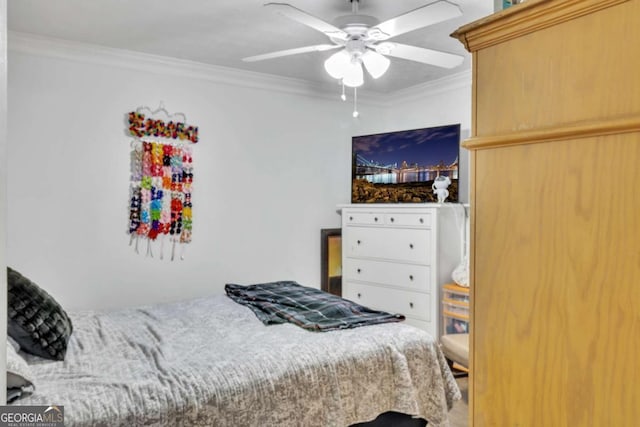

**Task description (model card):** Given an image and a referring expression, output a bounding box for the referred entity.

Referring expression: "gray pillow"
[7,339,35,402]
[7,267,73,360]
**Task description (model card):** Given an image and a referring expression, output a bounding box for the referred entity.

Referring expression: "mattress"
[14,294,460,426]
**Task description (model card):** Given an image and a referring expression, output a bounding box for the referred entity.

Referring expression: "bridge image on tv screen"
[351,124,460,203]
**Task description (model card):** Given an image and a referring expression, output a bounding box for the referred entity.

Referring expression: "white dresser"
[340,204,461,339]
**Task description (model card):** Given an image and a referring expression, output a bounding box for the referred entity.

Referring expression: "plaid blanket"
[225,281,405,332]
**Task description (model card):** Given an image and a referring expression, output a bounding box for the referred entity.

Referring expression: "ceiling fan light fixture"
[362,50,390,79]
[342,60,364,88]
[324,50,351,79]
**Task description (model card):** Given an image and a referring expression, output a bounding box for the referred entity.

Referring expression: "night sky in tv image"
[353,125,459,168]
[351,124,460,203]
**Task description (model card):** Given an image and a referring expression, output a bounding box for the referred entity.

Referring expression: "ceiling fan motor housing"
[333,14,379,36]
[345,38,367,56]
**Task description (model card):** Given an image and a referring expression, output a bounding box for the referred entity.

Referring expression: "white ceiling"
[7,0,493,94]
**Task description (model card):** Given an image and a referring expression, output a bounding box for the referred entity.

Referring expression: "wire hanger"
[135,101,187,123]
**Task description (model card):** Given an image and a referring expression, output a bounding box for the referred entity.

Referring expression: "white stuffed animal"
[432,176,451,203]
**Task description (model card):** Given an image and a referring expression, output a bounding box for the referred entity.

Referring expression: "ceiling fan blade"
[265,3,348,40]
[369,1,462,40]
[378,43,463,69]
[242,44,341,62]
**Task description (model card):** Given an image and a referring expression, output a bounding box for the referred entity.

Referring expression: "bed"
[8,280,460,426]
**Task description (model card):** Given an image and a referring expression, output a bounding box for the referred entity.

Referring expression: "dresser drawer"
[343,211,384,225]
[343,258,432,292]
[343,210,434,228]
[344,227,430,264]
[343,282,431,322]
[385,212,432,228]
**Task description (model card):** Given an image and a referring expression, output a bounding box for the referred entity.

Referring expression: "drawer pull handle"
[409,302,414,308]
[374,217,378,222]
[357,268,361,274]
[409,275,414,281]
[390,217,395,222]
[409,243,414,249]
[349,216,353,221]
[357,240,361,245]
[419,218,424,224]
[357,293,362,298]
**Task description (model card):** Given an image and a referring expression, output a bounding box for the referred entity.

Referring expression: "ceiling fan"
[243,0,464,88]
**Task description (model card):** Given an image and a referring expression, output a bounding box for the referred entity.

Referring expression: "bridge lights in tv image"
[351,124,461,203]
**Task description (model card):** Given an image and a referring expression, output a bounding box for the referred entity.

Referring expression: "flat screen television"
[351,123,460,203]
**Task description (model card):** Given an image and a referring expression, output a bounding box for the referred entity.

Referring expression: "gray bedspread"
[14,295,460,426]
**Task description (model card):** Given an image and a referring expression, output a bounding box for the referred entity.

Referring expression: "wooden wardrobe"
[452,1,640,425]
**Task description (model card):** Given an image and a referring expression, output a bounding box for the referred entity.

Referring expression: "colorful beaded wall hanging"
[127,104,197,261]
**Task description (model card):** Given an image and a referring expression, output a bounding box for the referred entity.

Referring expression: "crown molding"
[8,31,390,107]
[385,69,472,106]
[8,31,469,109]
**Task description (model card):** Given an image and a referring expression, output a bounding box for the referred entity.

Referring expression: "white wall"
[6,36,471,312]
[0,0,7,404]
[6,39,390,311]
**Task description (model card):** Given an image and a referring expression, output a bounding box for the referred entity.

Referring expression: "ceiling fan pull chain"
[341,81,346,101]
[353,87,359,118]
